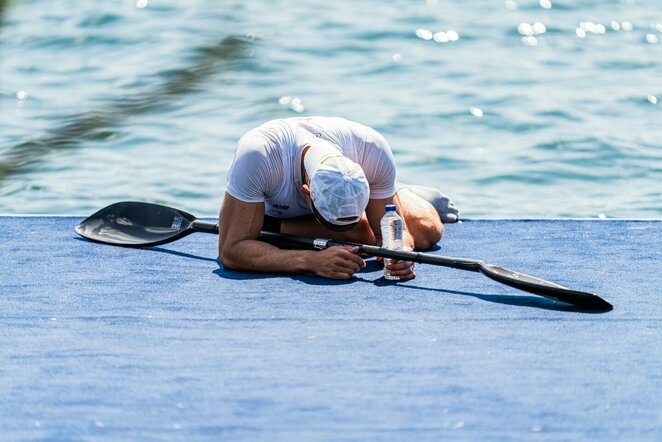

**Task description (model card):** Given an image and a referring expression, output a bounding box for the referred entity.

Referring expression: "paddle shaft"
[191,219,219,234]
[193,219,485,272]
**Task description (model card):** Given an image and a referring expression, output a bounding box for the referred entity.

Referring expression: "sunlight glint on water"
[0,0,660,218]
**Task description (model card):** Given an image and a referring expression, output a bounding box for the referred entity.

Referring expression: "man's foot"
[397,184,460,223]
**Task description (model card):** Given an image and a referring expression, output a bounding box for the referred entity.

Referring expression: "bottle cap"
[385,204,397,211]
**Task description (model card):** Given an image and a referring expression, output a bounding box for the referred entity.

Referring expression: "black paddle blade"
[480,263,613,311]
[75,201,198,247]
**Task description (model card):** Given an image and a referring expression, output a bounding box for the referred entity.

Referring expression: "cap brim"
[311,203,360,232]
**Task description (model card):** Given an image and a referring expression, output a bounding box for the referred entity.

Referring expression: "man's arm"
[218,193,366,279]
[365,193,415,250]
[365,193,416,280]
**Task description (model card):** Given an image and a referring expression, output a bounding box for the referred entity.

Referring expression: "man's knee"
[399,190,444,250]
[411,216,443,250]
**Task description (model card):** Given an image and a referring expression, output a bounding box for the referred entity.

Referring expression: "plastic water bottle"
[380,204,404,280]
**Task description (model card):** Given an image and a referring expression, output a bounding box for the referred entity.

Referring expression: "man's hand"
[313,246,366,279]
[383,257,416,281]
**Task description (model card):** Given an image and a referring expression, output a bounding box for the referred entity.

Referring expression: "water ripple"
[1,0,660,217]
[0,36,253,180]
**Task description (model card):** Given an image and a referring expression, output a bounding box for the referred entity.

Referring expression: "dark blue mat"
[1,217,660,440]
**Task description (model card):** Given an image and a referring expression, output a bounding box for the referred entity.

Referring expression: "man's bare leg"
[397,188,444,250]
[397,184,459,223]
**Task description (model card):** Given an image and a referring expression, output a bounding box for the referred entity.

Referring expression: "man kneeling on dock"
[218,116,458,280]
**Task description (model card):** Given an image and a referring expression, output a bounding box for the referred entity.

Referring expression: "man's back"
[226,117,397,219]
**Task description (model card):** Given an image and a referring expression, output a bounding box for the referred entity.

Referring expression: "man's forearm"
[219,238,315,274]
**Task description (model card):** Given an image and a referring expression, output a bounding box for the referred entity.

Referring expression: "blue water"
[1,0,660,218]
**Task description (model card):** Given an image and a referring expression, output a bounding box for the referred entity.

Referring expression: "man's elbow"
[218,244,242,270]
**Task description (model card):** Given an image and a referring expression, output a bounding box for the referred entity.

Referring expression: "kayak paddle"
[75,201,613,311]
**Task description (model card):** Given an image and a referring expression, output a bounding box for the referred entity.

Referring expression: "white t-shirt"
[226,116,397,218]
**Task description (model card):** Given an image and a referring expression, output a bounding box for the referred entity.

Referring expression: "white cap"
[304,140,369,226]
